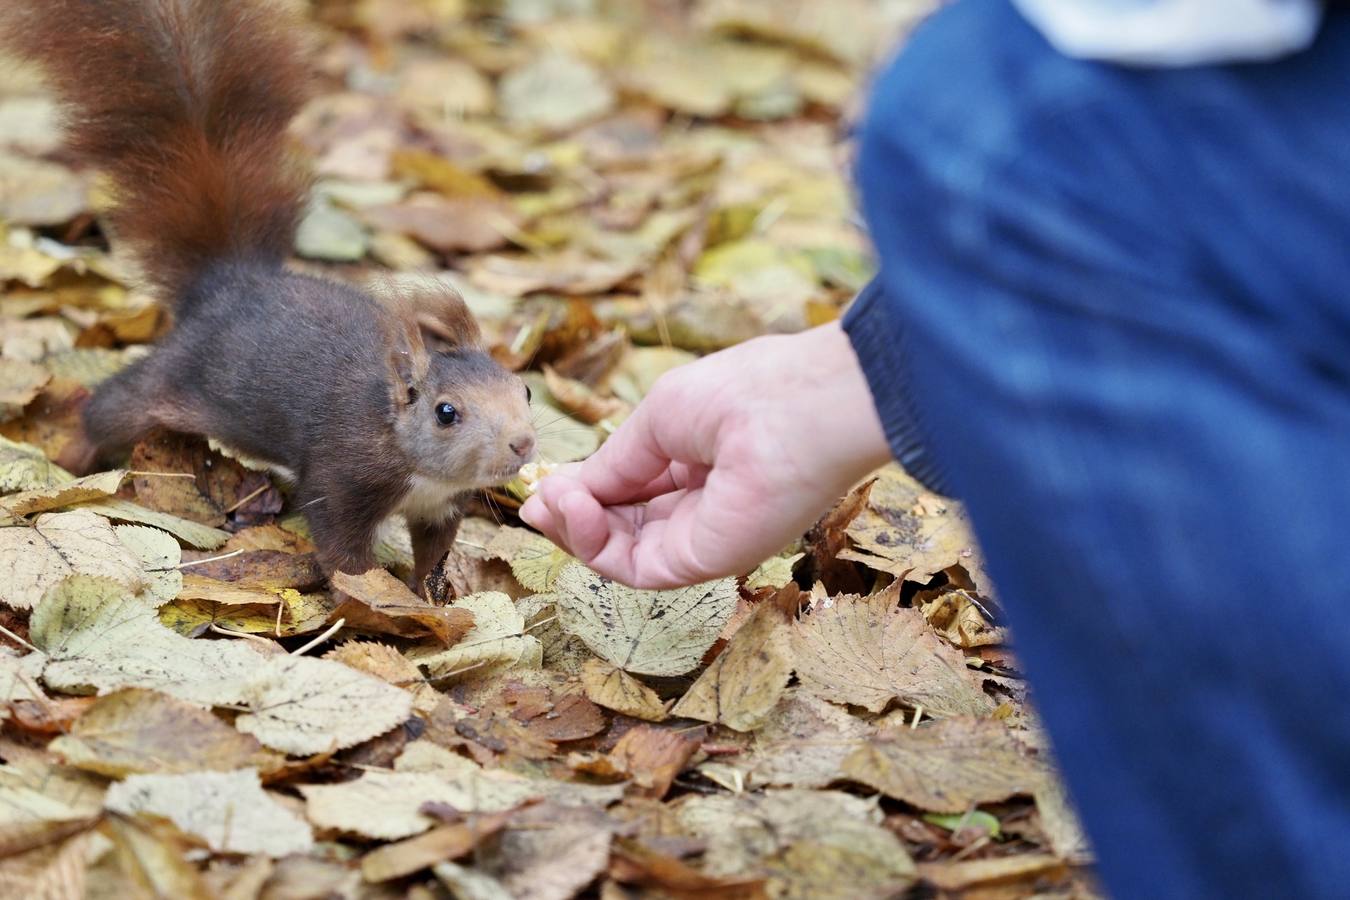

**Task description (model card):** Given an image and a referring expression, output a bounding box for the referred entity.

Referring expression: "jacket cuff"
[842,278,953,496]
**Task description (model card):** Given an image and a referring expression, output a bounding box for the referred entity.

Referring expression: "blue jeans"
[844,2,1350,897]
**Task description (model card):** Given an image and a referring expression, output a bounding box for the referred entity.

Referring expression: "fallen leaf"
[233,653,414,756]
[486,526,572,592]
[609,724,703,800]
[0,436,70,493]
[580,658,667,722]
[98,814,214,900]
[360,810,513,883]
[842,718,1044,814]
[115,525,182,606]
[0,470,125,518]
[740,689,871,789]
[330,568,475,644]
[676,789,915,897]
[33,576,413,754]
[105,769,314,856]
[0,510,146,609]
[916,854,1067,893]
[499,51,616,133]
[791,590,994,717]
[50,689,280,778]
[1034,776,1094,864]
[0,358,50,422]
[555,564,737,677]
[323,641,440,714]
[0,830,93,900]
[73,498,229,549]
[839,467,989,589]
[410,591,541,682]
[670,602,792,731]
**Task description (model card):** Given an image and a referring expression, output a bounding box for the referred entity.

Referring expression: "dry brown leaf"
[105,770,313,856]
[670,602,792,731]
[609,724,703,800]
[842,718,1044,814]
[50,689,280,778]
[98,814,214,900]
[740,688,872,789]
[839,466,989,589]
[0,830,94,900]
[0,509,146,609]
[791,590,994,717]
[542,366,629,425]
[675,789,915,897]
[0,358,52,422]
[360,810,513,883]
[580,658,667,722]
[916,854,1067,893]
[1034,776,1094,865]
[330,568,474,644]
[555,564,737,677]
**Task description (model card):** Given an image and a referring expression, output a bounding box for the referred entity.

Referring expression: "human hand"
[519,322,892,589]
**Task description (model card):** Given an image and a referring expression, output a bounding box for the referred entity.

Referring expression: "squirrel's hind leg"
[82,358,204,465]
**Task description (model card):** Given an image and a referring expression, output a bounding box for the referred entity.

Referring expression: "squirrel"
[0,0,537,586]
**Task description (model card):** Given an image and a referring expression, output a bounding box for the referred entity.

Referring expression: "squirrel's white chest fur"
[397,473,468,524]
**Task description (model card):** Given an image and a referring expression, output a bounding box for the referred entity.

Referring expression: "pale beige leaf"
[409,591,540,682]
[0,436,71,493]
[0,757,105,829]
[323,640,439,714]
[555,563,737,677]
[0,510,145,609]
[105,769,314,856]
[842,718,1044,814]
[0,470,124,517]
[670,602,792,731]
[73,498,229,549]
[32,576,258,707]
[301,771,533,840]
[114,525,181,607]
[742,688,872,789]
[676,789,915,896]
[792,592,994,717]
[234,653,414,756]
[0,647,47,707]
[433,861,514,900]
[579,658,666,722]
[50,688,279,778]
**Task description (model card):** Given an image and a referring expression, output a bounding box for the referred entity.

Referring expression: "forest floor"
[0,1,1099,897]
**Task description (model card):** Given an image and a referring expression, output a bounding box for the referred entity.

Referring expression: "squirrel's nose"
[510,434,536,460]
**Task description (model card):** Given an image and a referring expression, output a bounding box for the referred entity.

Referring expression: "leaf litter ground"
[0,1,1099,897]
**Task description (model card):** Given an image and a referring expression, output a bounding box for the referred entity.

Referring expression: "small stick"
[290,618,344,657]
[0,623,39,653]
[126,470,198,479]
[223,483,269,514]
[209,623,275,647]
[155,549,245,571]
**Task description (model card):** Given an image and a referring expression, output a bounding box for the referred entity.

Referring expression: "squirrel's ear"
[409,286,482,352]
[386,317,430,408]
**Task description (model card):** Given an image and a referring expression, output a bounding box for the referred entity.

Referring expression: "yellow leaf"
[580,658,666,722]
[0,510,145,609]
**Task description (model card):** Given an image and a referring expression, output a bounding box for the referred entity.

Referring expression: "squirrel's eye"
[434,402,459,426]
[525,385,532,403]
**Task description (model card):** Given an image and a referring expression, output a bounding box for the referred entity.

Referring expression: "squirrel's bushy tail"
[0,0,311,304]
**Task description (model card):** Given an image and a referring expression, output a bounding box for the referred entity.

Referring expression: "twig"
[0,623,39,653]
[209,623,276,647]
[224,482,270,514]
[155,549,245,571]
[290,618,345,656]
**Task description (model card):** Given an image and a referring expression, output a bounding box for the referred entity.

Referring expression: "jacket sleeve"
[841,277,953,496]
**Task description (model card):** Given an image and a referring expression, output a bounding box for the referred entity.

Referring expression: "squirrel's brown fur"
[2,0,536,587]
